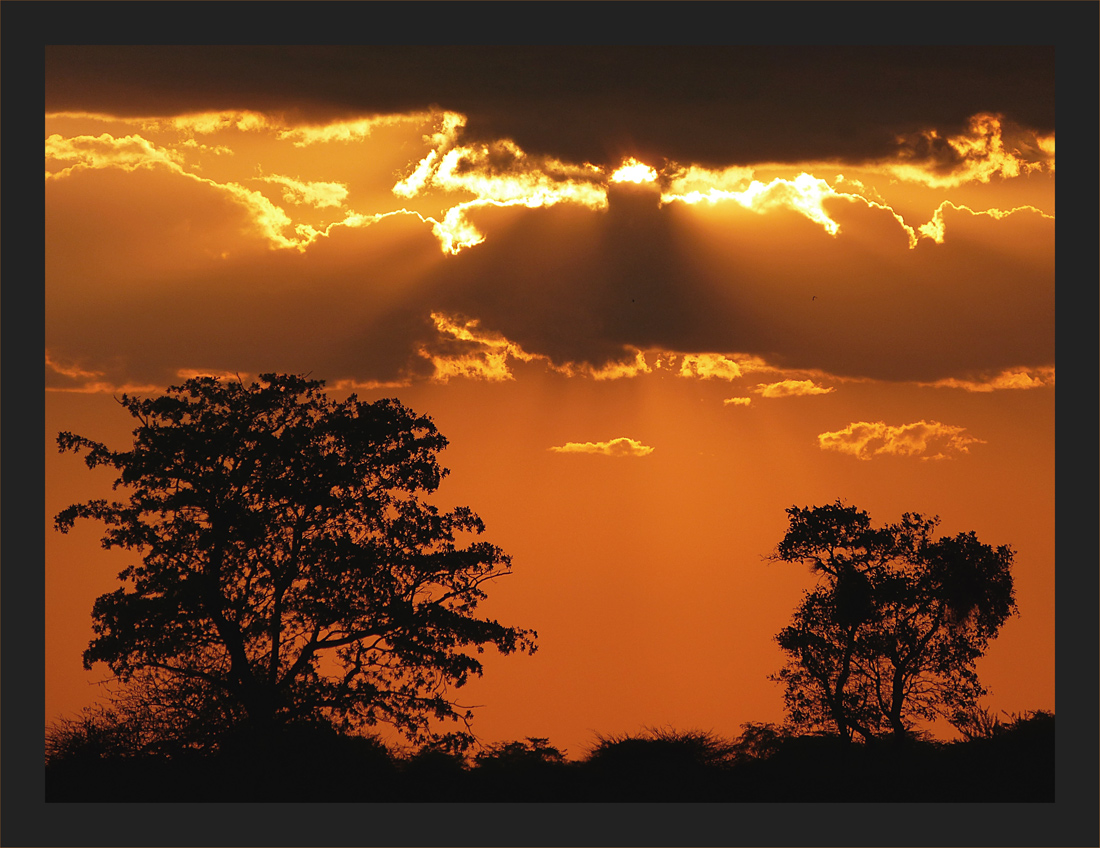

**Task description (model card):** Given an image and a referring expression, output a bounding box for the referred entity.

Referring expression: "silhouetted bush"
[579,727,738,801]
[937,710,1055,801]
[470,737,575,801]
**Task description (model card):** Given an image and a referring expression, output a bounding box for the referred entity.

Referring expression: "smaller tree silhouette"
[770,501,1016,745]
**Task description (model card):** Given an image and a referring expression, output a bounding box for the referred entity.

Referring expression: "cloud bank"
[45,79,1054,394]
[45,45,1056,168]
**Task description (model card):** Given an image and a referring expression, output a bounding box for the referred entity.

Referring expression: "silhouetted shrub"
[938,709,1054,801]
[470,737,574,800]
[580,727,738,801]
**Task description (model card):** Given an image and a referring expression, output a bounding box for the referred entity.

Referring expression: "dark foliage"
[45,714,1053,802]
[770,501,1017,744]
[578,727,736,801]
[53,373,536,750]
[469,737,574,800]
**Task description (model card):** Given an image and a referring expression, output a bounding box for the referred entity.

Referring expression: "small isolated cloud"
[818,420,985,461]
[549,437,655,457]
[754,379,835,398]
[923,366,1055,392]
[724,397,753,407]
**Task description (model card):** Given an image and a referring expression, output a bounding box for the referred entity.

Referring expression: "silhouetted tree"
[55,373,536,748]
[770,501,1016,745]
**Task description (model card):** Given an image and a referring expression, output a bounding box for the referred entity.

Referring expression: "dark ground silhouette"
[45,713,1054,803]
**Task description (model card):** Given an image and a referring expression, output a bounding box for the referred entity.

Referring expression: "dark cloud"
[45,155,1054,389]
[416,190,1054,383]
[45,45,1054,168]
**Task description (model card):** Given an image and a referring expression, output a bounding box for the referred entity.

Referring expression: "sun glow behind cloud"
[43,43,1057,772]
[45,108,1054,406]
[46,110,1053,259]
[610,157,658,184]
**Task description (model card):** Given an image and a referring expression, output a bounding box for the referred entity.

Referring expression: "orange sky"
[44,46,1057,761]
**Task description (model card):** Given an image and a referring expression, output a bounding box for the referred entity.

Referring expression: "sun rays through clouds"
[46,110,1053,259]
[43,44,1058,783]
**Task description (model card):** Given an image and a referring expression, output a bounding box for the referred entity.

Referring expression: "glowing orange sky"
[44,54,1056,760]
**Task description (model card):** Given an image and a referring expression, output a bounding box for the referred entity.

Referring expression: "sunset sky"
[44,43,1059,764]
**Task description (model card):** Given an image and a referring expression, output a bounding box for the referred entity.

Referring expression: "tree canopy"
[770,501,1016,744]
[55,373,536,746]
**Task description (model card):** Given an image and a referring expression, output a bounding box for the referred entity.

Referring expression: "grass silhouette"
[45,712,1053,802]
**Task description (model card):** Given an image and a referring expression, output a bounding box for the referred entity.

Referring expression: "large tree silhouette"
[55,373,536,746]
[770,501,1016,745]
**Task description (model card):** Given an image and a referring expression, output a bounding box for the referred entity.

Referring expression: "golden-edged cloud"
[922,367,1055,392]
[46,130,321,250]
[255,174,349,209]
[45,132,184,178]
[419,312,543,383]
[753,379,834,398]
[45,108,1053,389]
[46,110,1053,262]
[885,113,1055,188]
[417,314,792,386]
[45,350,159,395]
[279,113,436,147]
[662,171,852,238]
[549,437,655,457]
[818,420,985,461]
[674,353,750,381]
[917,201,1055,244]
[393,123,608,254]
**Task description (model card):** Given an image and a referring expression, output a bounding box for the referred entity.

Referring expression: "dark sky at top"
[46,43,1055,167]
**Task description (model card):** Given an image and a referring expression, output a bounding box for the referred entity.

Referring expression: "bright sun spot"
[611,157,658,184]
